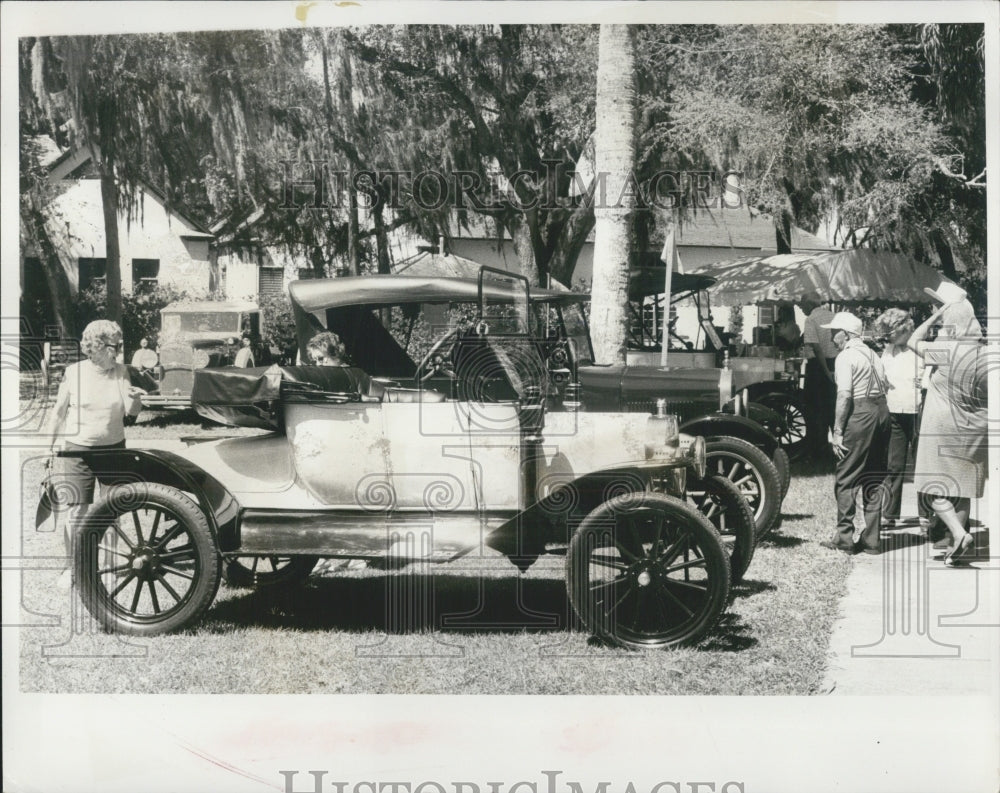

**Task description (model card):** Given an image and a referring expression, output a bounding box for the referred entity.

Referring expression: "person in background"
[799,297,838,457]
[872,308,921,528]
[42,320,145,589]
[234,336,255,368]
[223,337,238,366]
[819,311,891,555]
[908,284,987,566]
[774,303,802,353]
[306,330,347,366]
[130,336,159,374]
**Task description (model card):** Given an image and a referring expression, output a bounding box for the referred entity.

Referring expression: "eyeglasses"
[104,342,124,352]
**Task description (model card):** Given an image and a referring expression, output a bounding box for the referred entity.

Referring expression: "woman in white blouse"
[873,309,921,527]
[44,320,145,588]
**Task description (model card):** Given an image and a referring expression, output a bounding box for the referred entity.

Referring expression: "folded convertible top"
[192,365,371,429]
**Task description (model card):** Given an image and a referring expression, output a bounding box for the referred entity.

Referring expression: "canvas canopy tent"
[692,250,957,305]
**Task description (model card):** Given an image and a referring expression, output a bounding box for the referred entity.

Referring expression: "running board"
[237,509,517,559]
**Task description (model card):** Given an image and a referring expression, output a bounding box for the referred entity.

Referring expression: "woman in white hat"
[907,283,986,565]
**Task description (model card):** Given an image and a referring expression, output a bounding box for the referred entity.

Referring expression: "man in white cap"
[799,296,839,457]
[819,311,891,554]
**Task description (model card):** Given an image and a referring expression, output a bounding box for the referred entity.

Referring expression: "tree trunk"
[99,171,123,323]
[22,204,77,337]
[508,216,542,286]
[348,196,362,275]
[548,203,596,287]
[373,199,392,275]
[931,228,958,281]
[590,24,637,365]
[775,210,793,254]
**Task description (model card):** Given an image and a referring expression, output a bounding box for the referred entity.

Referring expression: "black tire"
[756,392,808,460]
[223,556,319,588]
[686,473,756,583]
[567,492,730,650]
[772,445,791,502]
[75,483,221,636]
[705,437,782,540]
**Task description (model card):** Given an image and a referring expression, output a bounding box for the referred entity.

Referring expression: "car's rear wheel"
[567,493,730,650]
[686,473,756,583]
[75,483,220,636]
[705,437,782,539]
[223,555,319,588]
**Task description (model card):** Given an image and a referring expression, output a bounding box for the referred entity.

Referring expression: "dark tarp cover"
[192,365,370,429]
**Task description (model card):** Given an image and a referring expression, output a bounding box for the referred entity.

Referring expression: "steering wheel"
[414,327,461,384]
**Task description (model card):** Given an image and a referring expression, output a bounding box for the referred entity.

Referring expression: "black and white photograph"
[2,1,997,791]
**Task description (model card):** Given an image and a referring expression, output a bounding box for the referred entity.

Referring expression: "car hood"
[577,364,723,412]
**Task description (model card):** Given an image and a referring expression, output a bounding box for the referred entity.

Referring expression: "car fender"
[680,413,778,454]
[486,460,692,561]
[38,447,240,551]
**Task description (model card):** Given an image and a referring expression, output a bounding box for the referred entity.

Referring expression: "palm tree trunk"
[590,24,637,365]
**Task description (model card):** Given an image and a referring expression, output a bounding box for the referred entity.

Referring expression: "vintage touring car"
[141,300,263,408]
[55,269,762,649]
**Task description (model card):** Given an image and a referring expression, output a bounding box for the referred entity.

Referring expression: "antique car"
[142,300,262,408]
[625,265,807,460]
[564,272,790,539]
[55,269,760,650]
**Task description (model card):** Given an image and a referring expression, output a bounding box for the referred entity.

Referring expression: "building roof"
[674,210,833,251]
[45,146,213,236]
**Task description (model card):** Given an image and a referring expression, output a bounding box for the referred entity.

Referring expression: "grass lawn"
[16,403,850,695]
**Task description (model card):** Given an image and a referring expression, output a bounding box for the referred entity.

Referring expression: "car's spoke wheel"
[223,555,318,588]
[772,445,791,502]
[686,473,756,583]
[705,437,782,540]
[75,483,220,636]
[756,392,808,460]
[567,493,730,650]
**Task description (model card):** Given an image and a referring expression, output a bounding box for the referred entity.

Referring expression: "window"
[258,266,284,297]
[132,259,160,291]
[78,258,107,292]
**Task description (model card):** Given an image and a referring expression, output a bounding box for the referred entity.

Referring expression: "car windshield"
[171,312,242,333]
[323,301,534,379]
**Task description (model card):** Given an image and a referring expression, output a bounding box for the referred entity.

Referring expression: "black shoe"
[820,540,857,554]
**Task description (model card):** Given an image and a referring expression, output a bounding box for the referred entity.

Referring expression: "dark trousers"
[804,358,837,454]
[833,397,891,550]
[883,412,916,520]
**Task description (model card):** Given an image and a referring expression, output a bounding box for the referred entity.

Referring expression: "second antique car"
[55,269,759,650]
[142,300,263,408]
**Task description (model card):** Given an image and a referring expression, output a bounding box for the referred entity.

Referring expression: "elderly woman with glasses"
[43,320,146,588]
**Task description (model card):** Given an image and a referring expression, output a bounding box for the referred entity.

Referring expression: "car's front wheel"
[75,483,221,636]
[686,473,756,583]
[567,492,730,650]
[705,437,782,539]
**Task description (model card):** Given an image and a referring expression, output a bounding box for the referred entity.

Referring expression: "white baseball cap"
[924,280,967,305]
[821,311,863,336]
